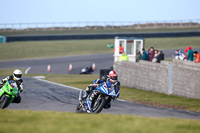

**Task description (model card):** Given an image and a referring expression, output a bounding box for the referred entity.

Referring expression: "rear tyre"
[0,95,10,109]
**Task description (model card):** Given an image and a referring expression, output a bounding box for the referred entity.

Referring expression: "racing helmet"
[13,69,22,80]
[109,70,118,82]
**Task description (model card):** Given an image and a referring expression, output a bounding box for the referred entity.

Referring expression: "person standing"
[193,51,200,63]
[149,47,155,61]
[185,48,188,60]
[152,50,158,62]
[174,49,185,60]
[119,44,124,54]
[187,46,194,61]
[156,51,162,63]
[141,48,148,60]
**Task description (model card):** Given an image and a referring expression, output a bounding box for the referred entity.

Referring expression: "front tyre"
[0,95,10,109]
[75,103,83,113]
[93,97,106,113]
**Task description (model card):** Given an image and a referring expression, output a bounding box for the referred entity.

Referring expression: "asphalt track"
[6,76,200,119]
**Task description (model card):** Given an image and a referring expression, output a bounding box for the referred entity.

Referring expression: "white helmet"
[13,69,22,80]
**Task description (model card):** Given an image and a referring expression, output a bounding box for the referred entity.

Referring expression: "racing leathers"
[0,75,23,103]
[85,78,120,112]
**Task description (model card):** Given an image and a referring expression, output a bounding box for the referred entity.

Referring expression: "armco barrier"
[114,59,200,99]
[6,31,200,42]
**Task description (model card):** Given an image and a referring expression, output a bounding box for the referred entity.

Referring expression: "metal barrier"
[6,31,200,42]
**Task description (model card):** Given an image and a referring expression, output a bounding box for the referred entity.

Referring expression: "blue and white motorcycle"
[76,81,119,113]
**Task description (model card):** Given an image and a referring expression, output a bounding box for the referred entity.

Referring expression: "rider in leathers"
[84,70,120,113]
[0,69,23,103]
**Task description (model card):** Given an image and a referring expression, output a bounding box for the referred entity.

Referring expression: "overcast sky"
[0,0,199,23]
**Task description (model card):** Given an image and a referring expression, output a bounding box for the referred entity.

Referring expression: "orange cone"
[69,64,72,71]
[47,64,51,72]
[92,63,95,70]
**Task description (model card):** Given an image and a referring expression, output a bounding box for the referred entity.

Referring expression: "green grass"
[120,87,200,112]
[0,110,199,133]
[0,40,113,61]
[145,37,200,50]
[1,27,200,36]
[0,37,200,61]
[45,74,98,89]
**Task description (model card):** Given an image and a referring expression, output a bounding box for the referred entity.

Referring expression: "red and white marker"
[47,64,51,72]
[92,63,96,70]
[69,64,72,71]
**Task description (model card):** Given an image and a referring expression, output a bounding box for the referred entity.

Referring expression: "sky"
[0,0,199,23]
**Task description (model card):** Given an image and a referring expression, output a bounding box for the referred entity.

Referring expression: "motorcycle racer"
[0,69,23,103]
[82,70,120,113]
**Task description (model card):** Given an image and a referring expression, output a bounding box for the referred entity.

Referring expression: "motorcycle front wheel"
[75,103,83,113]
[0,95,10,109]
[92,97,106,113]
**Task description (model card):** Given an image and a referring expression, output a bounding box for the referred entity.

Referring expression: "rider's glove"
[94,79,100,84]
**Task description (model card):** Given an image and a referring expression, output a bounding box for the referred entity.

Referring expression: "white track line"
[34,77,81,91]
[25,67,31,74]
[33,76,125,102]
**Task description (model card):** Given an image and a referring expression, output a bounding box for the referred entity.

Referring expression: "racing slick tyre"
[93,97,106,113]
[0,95,10,109]
[75,103,83,113]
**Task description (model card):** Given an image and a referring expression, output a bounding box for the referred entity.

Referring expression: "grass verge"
[0,37,200,61]
[0,40,113,61]
[0,110,200,133]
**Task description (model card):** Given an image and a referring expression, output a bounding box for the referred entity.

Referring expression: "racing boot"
[104,102,111,109]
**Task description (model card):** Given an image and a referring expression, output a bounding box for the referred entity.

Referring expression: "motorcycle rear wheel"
[0,95,10,109]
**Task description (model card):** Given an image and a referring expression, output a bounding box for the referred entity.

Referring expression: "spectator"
[152,50,158,63]
[156,51,163,63]
[159,51,165,61]
[149,47,155,61]
[187,46,194,61]
[185,48,188,60]
[174,49,185,60]
[120,51,128,61]
[119,44,124,54]
[136,50,142,62]
[146,48,150,61]
[141,48,148,60]
[193,51,200,63]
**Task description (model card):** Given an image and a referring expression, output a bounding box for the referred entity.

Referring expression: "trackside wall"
[172,59,200,99]
[114,59,200,99]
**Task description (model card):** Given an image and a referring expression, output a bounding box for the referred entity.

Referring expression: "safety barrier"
[6,31,200,42]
